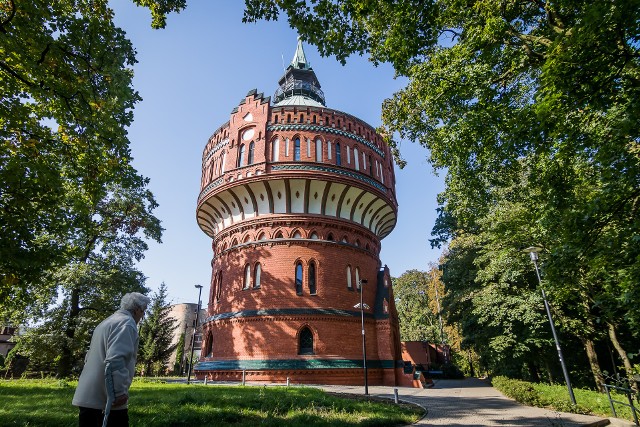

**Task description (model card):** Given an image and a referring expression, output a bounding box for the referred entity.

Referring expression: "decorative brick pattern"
[195,59,405,386]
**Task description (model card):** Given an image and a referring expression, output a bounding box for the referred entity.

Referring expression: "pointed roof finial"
[291,36,311,70]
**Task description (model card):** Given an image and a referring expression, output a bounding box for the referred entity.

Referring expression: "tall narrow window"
[204,332,213,357]
[308,261,317,295]
[272,138,280,161]
[299,327,314,355]
[295,262,303,295]
[356,267,361,290]
[315,139,322,162]
[243,264,251,289]
[216,272,223,301]
[220,152,226,174]
[254,263,261,288]
[336,143,341,165]
[346,146,351,164]
[346,266,352,289]
[354,147,359,170]
[237,144,245,167]
[294,138,301,161]
[248,141,255,165]
[327,141,332,160]
[369,155,373,176]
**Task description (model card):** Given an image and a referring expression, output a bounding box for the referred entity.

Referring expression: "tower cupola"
[273,38,326,107]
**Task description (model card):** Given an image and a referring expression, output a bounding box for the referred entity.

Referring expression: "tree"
[138,283,178,376]
[244,0,640,388]
[174,332,185,375]
[393,270,440,342]
[10,257,149,377]
[0,0,185,311]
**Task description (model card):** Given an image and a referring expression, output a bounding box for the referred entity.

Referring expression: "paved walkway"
[316,378,608,426]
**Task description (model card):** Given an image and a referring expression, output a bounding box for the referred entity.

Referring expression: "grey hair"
[120,292,151,313]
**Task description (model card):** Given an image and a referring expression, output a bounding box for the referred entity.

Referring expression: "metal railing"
[604,383,639,425]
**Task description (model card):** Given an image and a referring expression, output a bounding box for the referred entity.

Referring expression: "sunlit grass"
[0,378,423,426]
[492,376,639,423]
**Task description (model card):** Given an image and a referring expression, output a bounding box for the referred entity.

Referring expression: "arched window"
[354,147,360,170]
[220,152,226,174]
[335,143,341,165]
[237,144,245,167]
[243,264,251,289]
[272,138,279,161]
[204,331,213,357]
[292,230,302,238]
[346,266,352,289]
[369,155,373,175]
[299,327,314,355]
[356,267,361,290]
[309,232,319,239]
[308,261,317,295]
[315,139,322,162]
[216,272,222,301]
[248,141,255,165]
[275,231,284,239]
[327,233,334,241]
[294,138,301,161]
[295,262,303,295]
[257,232,267,240]
[254,263,261,288]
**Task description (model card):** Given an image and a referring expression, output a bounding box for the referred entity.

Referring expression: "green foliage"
[0,379,423,426]
[492,376,543,407]
[392,269,442,343]
[0,0,181,315]
[492,376,640,422]
[138,283,178,376]
[244,0,640,388]
[174,332,185,374]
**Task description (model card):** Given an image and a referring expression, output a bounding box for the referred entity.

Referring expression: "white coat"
[72,309,139,410]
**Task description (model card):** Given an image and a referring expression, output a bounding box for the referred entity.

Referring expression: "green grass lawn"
[0,378,423,426]
[492,376,639,423]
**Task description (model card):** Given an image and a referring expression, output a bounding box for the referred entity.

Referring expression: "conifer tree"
[138,283,177,376]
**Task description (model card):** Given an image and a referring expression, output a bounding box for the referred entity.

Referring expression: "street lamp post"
[523,247,576,405]
[186,284,203,385]
[354,279,369,395]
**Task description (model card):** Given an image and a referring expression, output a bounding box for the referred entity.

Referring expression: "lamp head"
[522,246,543,262]
[195,284,203,289]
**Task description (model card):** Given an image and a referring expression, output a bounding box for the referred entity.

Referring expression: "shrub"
[491,376,541,406]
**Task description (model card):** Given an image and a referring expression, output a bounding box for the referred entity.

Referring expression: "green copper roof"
[291,36,311,70]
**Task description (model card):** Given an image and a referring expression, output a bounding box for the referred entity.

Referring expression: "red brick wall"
[197,91,404,387]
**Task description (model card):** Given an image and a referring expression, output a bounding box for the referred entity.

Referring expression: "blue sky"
[111,1,445,305]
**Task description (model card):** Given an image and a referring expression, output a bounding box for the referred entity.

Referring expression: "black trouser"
[78,407,129,427]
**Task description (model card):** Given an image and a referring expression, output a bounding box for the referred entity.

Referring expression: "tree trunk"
[544,360,554,384]
[58,286,80,378]
[608,322,637,393]
[582,337,605,392]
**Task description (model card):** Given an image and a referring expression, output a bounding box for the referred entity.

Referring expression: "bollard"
[204,377,208,385]
[242,369,246,386]
[394,388,399,404]
[286,377,290,387]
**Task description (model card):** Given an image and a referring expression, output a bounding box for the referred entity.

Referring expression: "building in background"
[195,40,412,386]
[0,326,17,358]
[167,303,206,374]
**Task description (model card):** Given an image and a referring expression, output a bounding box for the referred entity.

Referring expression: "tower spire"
[273,37,325,107]
[291,36,311,70]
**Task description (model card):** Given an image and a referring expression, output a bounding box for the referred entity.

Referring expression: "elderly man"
[73,292,150,427]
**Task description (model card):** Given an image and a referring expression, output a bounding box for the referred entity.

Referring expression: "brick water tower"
[195,40,406,386]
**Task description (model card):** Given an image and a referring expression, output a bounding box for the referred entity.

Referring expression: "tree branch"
[0,0,16,34]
